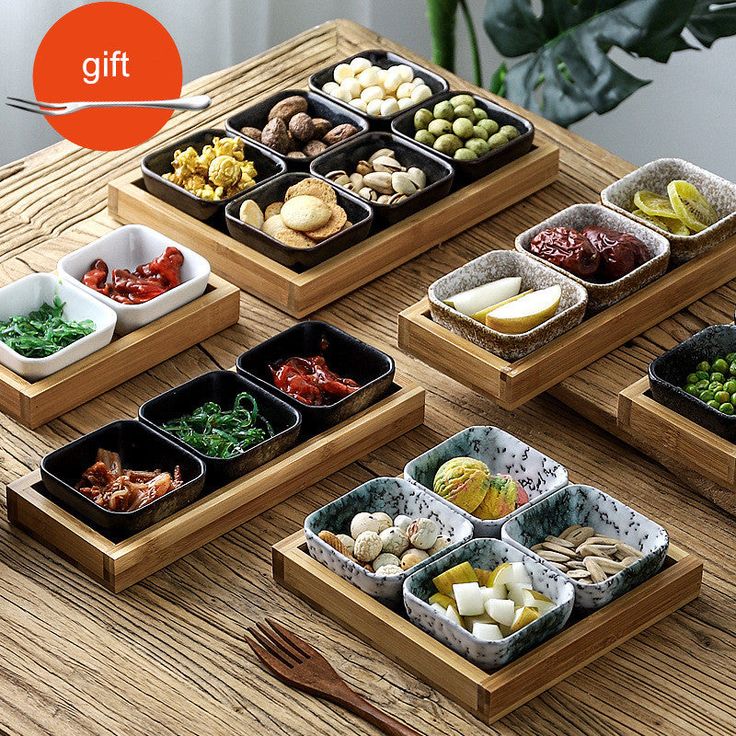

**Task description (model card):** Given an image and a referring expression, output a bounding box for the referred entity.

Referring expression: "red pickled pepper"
[270,355,360,406]
[82,246,184,304]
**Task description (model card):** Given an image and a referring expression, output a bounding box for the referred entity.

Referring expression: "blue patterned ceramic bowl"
[501,484,669,610]
[403,538,574,670]
[403,426,568,537]
[305,477,473,606]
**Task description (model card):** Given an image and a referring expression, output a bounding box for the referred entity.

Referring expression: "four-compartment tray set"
[6,45,732,724]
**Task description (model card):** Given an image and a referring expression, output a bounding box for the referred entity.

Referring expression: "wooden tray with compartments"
[272,531,702,725]
[618,376,736,490]
[6,379,425,592]
[398,234,736,409]
[0,275,240,428]
[107,143,559,318]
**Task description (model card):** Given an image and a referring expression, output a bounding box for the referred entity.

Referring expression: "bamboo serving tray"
[107,143,559,318]
[399,234,736,409]
[6,379,425,592]
[0,275,240,428]
[272,531,702,725]
[618,376,736,490]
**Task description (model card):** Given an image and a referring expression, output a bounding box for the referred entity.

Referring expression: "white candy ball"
[350,97,368,111]
[428,535,450,555]
[383,69,403,93]
[396,82,414,99]
[397,97,415,110]
[400,548,429,570]
[334,63,355,83]
[371,512,393,533]
[353,531,383,562]
[379,526,410,556]
[375,564,403,576]
[410,84,433,104]
[397,64,414,82]
[360,85,384,103]
[322,81,340,96]
[380,97,399,116]
[412,77,426,86]
[366,98,383,116]
[333,87,352,103]
[407,518,439,550]
[350,56,371,73]
[350,512,381,538]
[340,77,362,99]
[373,552,401,571]
[357,67,380,87]
[393,514,412,532]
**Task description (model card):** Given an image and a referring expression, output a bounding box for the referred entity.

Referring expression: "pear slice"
[485,285,561,334]
[445,277,521,317]
[471,289,533,323]
[432,561,478,597]
[510,606,540,633]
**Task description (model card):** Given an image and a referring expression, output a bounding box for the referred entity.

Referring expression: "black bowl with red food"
[40,420,206,535]
[514,203,670,313]
[138,370,302,483]
[236,321,395,431]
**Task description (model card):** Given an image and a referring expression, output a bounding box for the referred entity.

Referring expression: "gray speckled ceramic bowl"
[502,484,669,610]
[404,426,568,538]
[403,538,574,670]
[428,250,588,362]
[304,477,473,606]
[515,203,670,314]
[601,158,736,264]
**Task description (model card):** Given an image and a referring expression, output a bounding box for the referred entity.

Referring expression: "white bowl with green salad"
[0,273,117,381]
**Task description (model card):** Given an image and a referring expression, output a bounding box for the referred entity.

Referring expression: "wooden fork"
[246,619,422,736]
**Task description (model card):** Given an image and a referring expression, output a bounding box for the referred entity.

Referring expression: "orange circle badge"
[33,2,183,151]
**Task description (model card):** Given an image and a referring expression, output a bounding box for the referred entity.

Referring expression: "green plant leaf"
[490,62,508,96]
[427,0,459,71]
[688,1,736,47]
[484,0,695,127]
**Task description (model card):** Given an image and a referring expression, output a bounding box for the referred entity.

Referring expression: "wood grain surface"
[0,20,733,736]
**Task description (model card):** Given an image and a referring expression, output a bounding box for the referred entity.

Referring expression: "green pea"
[716,391,731,404]
[695,379,710,390]
[730,361,736,376]
[700,390,715,402]
[713,358,729,373]
[720,402,735,414]
[686,373,699,385]
[708,400,721,409]
[710,371,725,383]
[685,384,699,395]
[695,371,710,381]
[724,380,736,394]
[731,393,736,404]
[696,361,711,372]
[727,352,736,363]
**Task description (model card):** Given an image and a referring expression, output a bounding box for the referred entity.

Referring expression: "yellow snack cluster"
[163,136,258,201]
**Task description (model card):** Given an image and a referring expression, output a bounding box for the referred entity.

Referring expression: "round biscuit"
[264,201,284,219]
[285,177,337,205]
[273,227,316,249]
[305,204,348,240]
[280,195,331,231]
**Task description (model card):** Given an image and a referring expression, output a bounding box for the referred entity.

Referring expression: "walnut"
[240,126,262,142]
[261,117,290,154]
[267,95,308,123]
[311,118,332,139]
[322,123,359,146]
[289,112,315,142]
[302,139,327,158]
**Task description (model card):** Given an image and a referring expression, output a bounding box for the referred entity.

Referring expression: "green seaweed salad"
[163,391,274,459]
[0,297,96,358]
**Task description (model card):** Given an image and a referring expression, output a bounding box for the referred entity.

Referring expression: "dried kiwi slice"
[667,180,718,233]
[631,208,690,236]
[634,190,678,219]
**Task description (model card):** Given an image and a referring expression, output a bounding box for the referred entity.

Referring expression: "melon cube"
[453,582,485,616]
[472,622,503,641]
[484,597,515,627]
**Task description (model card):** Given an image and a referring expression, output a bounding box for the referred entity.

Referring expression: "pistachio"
[358,186,377,201]
[332,173,351,186]
[356,160,373,176]
[326,169,347,181]
[349,172,364,190]
[388,192,407,205]
[371,155,402,173]
[407,166,427,189]
[368,147,395,162]
[363,171,394,194]
[376,194,392,204]
[391,171,417,196]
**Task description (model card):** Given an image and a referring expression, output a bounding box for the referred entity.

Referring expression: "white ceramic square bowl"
[501,484,669,610]
[304,476,474,606]
[58,224,211,334]
[0,273,117,381]
[403,538,574,670]
[404,426,569,538]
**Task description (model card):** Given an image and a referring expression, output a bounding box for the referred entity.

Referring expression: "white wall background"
[2,0,735,178]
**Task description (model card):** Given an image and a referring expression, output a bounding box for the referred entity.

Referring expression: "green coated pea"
[413,108,433,131]
[700,390,715,402]
[730,361,736,376]
[454,147,478,161]
[449,94,475,109]
[695,371,710,381]
[685,384,699,395]
[709,383,724,393]
[713,358,729,373]
[711,371,725,383]
[472,107,488,121]
[724,380,736,394]
[731,393,736,404]
[720,402,735,414]
[716,391,731,404]
[696,361,711,372]
[727,352,736,363]
[708,400,721,409]
[686,373,699,385]
[414,129,436,146]
[695,379,709,390]
[453,104,475,121]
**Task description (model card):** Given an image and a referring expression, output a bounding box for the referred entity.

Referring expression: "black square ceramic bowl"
[236,321,395,431]
[392,90,534,182]
[139,370,302,482]
[649,325,736,441]
[225,89,369,170]
[310,131,454,228]
[309,49,448,126]
[224,172,373,270]
[141,128,286,222]
[40,420,206,535]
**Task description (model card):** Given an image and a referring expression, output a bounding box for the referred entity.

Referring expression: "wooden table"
[0,20,733,736]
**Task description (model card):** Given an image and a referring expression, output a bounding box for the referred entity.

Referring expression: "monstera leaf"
[484,0,696,127]
[688,0,736,47]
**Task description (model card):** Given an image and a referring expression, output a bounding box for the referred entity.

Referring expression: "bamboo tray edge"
[272,531,702,724]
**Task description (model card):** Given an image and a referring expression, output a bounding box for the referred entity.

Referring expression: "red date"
[529,226,600,278]
[582,226,648,281]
